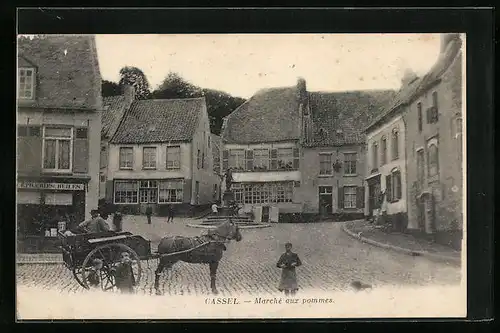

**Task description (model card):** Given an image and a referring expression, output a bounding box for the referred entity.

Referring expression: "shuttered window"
[228,149,245,170]
[17,125,42,174]
[356,186,365,208]
[166,146,181,169]
[73,127,89,173]
[245,150,254,171]
[343,186,357,209]
[253,149,269,170]
[319,153,332,175]
[43,127,72,172]
[119,147,133,169]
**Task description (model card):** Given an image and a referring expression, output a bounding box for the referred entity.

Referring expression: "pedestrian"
[87,258,103,289]
[165,204,174,223]
[112,252,136,294]
[276,242,302,296]
[211,202,219,216]
[146,205,153,225]
[78,210,111,233]
[113,210,123,232]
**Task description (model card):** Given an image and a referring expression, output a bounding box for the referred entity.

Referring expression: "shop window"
[119,147,133,169]
[240,182,293,204]
[344,153,357,175]
[158,180,183,203]
[142,147,157,169]
[139,180,158,203]
[114,180,138,204]
[319,153,332,175]
[343,186,357,209]
[43,127,72,172]
[18,68,35,100]
[166,146,181,170]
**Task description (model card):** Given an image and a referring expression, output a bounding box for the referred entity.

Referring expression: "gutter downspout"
[401,109,410,232]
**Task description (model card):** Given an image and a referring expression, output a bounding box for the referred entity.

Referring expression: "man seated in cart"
[77,209,111,234]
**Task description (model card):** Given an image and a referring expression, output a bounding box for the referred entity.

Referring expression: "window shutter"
[222,150,229,171]
[293,148,300,169]
[270,149,278,170]
[356,186,365,208]
[245,150,254,171]
[73,128,89,173]
[396,172,402,199]
[17,133,42,175]
[338,186,344,209]
[385,175,392,203]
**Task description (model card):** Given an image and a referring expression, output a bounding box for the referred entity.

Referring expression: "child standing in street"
[112,252,136,294]
[87,258,103,289]
[276,242,302,296]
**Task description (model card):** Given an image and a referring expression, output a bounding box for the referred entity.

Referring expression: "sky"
[95,34,442,99]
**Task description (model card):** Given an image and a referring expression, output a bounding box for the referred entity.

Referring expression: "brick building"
[403,33,463,250]
[16,35,102,252]
[105,97,219,216]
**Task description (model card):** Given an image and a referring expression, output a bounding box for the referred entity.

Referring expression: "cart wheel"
[72,268,88,289]
[81,243,142,292]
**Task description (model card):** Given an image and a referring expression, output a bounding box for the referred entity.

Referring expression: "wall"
[404,51,463,234]
[191,102,219,205]
[300,145,365,214]
[365,114,407,216]
[17,108,101,221]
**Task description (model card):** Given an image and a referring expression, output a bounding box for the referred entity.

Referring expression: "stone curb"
[187,223,272,229]
[341,223,461,265]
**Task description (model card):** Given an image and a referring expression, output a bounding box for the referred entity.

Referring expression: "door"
[318,186,333,216]
[195,181,200,205]
[367,176,381,216]
[262,206,270,222]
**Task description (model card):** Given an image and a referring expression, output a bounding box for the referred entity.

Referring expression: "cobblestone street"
[16,216,462,296]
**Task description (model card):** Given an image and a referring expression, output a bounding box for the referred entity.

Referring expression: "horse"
[154,219,242,295]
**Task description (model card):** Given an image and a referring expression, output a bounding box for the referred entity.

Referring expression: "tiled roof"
[111,98,205,144]
[221,87,301,144]
[304,90,396,147]
[102,95,129,139]
[366,35,462,132]
[17,35,102,110]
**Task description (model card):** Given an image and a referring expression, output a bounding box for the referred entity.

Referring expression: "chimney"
[401,68,418,87]
[122,84,136,102]
[296,77,307,103]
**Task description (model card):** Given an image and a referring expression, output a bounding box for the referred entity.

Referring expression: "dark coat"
[145,207,153,216]
[277,252,302,291]
[113,262,136,293]
[113,214,123,231]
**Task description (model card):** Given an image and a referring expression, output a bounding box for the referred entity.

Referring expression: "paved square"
[16,215,461,296]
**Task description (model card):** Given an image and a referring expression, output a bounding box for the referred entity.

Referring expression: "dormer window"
[18,68,35,100]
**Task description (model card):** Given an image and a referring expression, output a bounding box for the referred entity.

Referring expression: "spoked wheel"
[72,267,88,289]
[81,243,142,292]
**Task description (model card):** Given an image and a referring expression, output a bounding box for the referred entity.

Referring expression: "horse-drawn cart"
[58,230,154,291]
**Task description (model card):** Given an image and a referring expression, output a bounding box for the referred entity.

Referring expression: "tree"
[118,66,151,100]
[101,80,122,97]
[150,72,246,135]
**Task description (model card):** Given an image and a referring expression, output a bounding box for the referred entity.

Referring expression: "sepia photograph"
[16,32,466,320]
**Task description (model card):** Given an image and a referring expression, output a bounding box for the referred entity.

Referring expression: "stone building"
[16,35,102,252]
[403,33,463,250]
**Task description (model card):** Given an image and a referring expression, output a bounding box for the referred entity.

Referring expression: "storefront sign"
[17,181,84,191]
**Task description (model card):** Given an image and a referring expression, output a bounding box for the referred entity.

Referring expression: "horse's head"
[214,219,242,242]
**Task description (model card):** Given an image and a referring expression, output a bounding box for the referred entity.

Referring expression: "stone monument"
[221,169,236,215]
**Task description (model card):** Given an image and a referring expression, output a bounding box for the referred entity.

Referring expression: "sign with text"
[17,181,84,191]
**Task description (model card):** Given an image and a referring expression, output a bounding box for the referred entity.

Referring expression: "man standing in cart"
[78,209,111,233]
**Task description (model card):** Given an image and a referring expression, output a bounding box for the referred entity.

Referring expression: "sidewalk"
[342,220,462,265]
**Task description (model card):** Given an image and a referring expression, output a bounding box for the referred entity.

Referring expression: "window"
[416,149,425,188]
[427,92,439,124]
[233,183,243,203]
[391,170,402,201]
[76,128,88,139]
[372,143,378,170]
[166,146,181,169]
[253,149,269,170]
[392,129,399,160]
[428,143,439,177]
[417,102,423,132]
[319,186,333,195]
[43,127,72,171]
[142,147,157,169]
[158,180,183,203]
[319,153,332,175]
[197,149,201,169]
[139,180,158,203]
[277,148,294,170]
[344,153,357,175]
[343,186,357,209]
[114,180,138,204]
[237,182,293,204]
[228,149,245,170]
[18,68,35,99]
[119,147,133,169]
[381,137,387,165]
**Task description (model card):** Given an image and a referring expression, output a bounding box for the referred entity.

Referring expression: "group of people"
[145,205,175,224]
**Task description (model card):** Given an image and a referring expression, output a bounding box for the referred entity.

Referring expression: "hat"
[285,242,292,247]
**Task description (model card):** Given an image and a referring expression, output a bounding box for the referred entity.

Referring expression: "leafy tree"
[118,66,151,100]
[150,72,246,135]
[101,80,122,97]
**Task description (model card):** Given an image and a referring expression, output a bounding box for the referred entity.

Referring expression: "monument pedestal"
[222,190,235,207]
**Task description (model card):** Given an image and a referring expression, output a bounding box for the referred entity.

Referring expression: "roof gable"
[102,95,130,139]
[111,98,206,144]
[222,86,301,144]
[17,35,102,110]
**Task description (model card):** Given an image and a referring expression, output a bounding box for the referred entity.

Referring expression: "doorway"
[318,186,333,216]
[262,206,270,222]
[367,176,381,217]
